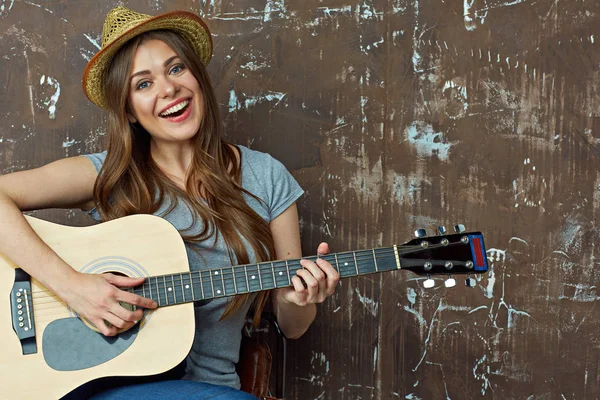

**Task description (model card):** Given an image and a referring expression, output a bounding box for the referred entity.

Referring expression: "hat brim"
[82,10,213,110]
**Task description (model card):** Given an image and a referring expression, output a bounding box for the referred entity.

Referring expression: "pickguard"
[42,318,138,371]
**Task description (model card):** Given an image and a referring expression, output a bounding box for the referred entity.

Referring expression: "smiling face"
[127,39,205,146]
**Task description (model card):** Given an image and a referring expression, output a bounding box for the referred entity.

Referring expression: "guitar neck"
[131,246,400,307]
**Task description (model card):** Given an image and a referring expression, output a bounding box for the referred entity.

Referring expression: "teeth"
[160,100,189,117]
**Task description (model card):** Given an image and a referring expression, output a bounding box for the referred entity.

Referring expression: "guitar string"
[28,249,404,313]
[26,242,443,302]
[26,242,475,316]
[27,242,472,306]
[31,269,481,320]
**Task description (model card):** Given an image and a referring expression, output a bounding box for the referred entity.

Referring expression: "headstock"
[399,224,488,289]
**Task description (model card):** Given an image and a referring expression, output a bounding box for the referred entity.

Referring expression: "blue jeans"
[89,380,259,399]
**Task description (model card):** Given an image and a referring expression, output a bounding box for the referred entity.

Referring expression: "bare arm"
[0,156,156,335]
[270,203,339,339]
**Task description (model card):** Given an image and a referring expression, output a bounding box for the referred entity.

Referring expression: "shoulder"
[82,151,108,173]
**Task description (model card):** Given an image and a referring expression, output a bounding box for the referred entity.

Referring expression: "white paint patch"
[318,6,352,18]
[228,90,286,112]
[464,0,477,31]
[559,283,599,302]
[0,0,15,17]
[354,287,379,316]
[39,75,60,119]
[264,0,287,22]
[239,61,269,71]
[407,287,417,305]
[403,305,427,326]
[62,139,77,148]
[473,354,491,395]
[405,121,455,161]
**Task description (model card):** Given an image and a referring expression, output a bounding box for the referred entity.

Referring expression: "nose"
[159,77,179,98]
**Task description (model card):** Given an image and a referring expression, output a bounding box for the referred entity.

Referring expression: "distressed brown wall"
[1,0,599,399]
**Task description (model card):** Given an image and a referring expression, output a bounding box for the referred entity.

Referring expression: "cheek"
[129,94,155,118]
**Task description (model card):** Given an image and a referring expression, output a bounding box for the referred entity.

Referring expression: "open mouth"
[159,99,191,119]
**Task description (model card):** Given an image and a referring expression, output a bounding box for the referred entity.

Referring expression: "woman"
[0,6,339,399]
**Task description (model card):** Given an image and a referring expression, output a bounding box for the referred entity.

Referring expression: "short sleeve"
[239,146,304,222]
[82,151,107,221]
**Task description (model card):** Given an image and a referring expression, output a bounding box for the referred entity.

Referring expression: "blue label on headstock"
[468,234,488,272]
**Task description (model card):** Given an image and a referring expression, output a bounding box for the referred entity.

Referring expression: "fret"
[154,277,162,306]
[334,253,340,274]
[356,250,376,274]
[372,249,379,272]
[171,274,184,304]
[162,276,170,305]
[272,260,290,287]
[170,275,177,304]
[243,265,250,294]
[258,262,274,290]
[181,272,194,302]
[246,264,261,292]
[142,280,146,299]
[197,271,205,299]
[352,251,359,276]
[200,270,213,298]
[230,266,238,295]
[220,267,234,296]
[210,269,224,297]
[234,265,248,294]
[285,260,291,284]
[179,273,185,303]
[270,262,277,288]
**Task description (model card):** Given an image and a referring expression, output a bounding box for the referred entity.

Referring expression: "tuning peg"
[465,274,476,287]
[437,226,447,235]
[444,276,456,288]
[454,224,466,233]
[423,278,435,289]
[415,229,428,238]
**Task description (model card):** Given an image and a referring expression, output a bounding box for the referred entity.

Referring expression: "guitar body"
[0,215,194,399]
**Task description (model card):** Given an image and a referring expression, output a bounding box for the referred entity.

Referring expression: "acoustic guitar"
[0,214,488,398]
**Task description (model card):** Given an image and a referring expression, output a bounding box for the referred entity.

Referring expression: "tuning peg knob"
[454,224,466,233]
[465,276,476,287]
[444,277,456,288]
[423,278,435,289]
[437,226,447,235]
[415,229,428,238]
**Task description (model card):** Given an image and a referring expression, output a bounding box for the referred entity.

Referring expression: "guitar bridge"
[10,268,37,355]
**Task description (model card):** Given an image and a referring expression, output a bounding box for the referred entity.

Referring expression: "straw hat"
[82,6,213,110]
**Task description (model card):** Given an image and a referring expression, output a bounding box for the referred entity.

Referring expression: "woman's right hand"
[58,271,158,336]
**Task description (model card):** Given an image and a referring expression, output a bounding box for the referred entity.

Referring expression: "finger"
[296,268,320,299]
[110,304,144,322]
[291,275,307,296]
[317,242,330,256]
[92,316,119,336]
[117,290,157,309]
[105,274,146,288]
[316,258,340,293]
[300,259,326,282]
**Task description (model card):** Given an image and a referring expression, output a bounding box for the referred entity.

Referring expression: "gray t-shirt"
[83,145,303,389]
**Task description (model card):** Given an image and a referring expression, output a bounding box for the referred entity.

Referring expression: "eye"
[136,80,151,90]
[170,64,185,74]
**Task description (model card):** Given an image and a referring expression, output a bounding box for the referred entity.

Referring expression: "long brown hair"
[94,30,273,325]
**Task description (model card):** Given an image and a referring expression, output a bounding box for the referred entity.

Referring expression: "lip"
[158,97,190,116]
[162,98,193,123]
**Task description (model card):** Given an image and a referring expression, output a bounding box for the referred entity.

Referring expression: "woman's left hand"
[278,242,340,306]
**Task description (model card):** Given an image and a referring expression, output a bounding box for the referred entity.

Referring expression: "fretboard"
[131,246,399,307]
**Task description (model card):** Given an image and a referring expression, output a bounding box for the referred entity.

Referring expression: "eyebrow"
[130,55,180,82]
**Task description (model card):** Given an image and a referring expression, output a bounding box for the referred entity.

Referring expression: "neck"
[129,246,400,307]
